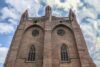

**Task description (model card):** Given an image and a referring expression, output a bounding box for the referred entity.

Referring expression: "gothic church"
[4,6,96,67]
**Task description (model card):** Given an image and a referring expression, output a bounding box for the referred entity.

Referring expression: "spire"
[21,10,28,20]
[45,5,52,17]
[69,9,75,21]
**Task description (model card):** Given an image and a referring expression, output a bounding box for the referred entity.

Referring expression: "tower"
[4,6,96,67]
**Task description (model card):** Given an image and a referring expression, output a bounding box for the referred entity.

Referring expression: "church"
[4,6,96,67]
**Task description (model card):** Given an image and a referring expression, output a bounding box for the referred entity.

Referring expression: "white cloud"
[0,23,14,34]
[28,0,41,17]
[5,0,41,17]
[8,19,18,26]
[77,7,97,20]
[84,0,100,14]
[5,0,30,13]
[0,46,8,64]
[1,7,18,20]
[94,60,100,67]
[47,0,81,11]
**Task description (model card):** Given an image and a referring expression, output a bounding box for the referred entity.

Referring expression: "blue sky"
[0,0,100,67]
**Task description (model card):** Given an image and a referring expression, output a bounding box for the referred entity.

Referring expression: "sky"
[0,0,100,67]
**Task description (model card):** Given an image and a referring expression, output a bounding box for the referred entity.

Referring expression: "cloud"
[77,7,97,21]
[1,7,17,20]
[47,0,81,11]
[5,0,30,13]
[0,0,46,34]
[28,0,41,17]
[83,0,100,14]
[0,46,8,64]
[94,60,100,67]
[5,0,41,17]
[0,23,14,34]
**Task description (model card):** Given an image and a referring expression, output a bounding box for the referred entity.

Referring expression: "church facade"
[4,6,96,67]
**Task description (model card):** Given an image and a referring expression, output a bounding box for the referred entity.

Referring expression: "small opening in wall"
[57,29,65,36]
[27,45,36,62]
[60,21,63,23]
[65,20,68,22]
[61,44,70,63]
[34,20,37,23]
[32,29,39,37]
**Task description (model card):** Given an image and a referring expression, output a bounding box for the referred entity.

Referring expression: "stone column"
[43,19,52,67]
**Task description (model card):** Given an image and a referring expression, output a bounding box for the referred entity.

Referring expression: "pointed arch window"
[61,44,69,62]
[28,45,35,61]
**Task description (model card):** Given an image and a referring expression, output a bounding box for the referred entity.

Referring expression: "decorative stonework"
[32,29,39,36]
[57,29,65,36]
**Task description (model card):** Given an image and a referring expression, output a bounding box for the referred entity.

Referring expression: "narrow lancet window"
[28,45,35,61]
[61,44,69,62]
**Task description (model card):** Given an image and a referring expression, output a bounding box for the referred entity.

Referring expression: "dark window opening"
[34,20,37,23]
[32,29,39,36]
[57,29,65,36]
[28,45,35,61]
[60,21,63,23]
[61,44,69,62]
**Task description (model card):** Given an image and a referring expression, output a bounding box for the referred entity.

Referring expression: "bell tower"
[4,6,96,67]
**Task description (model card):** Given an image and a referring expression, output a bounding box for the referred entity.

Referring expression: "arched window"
[61,44,69,62]
[28,45,35,61]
